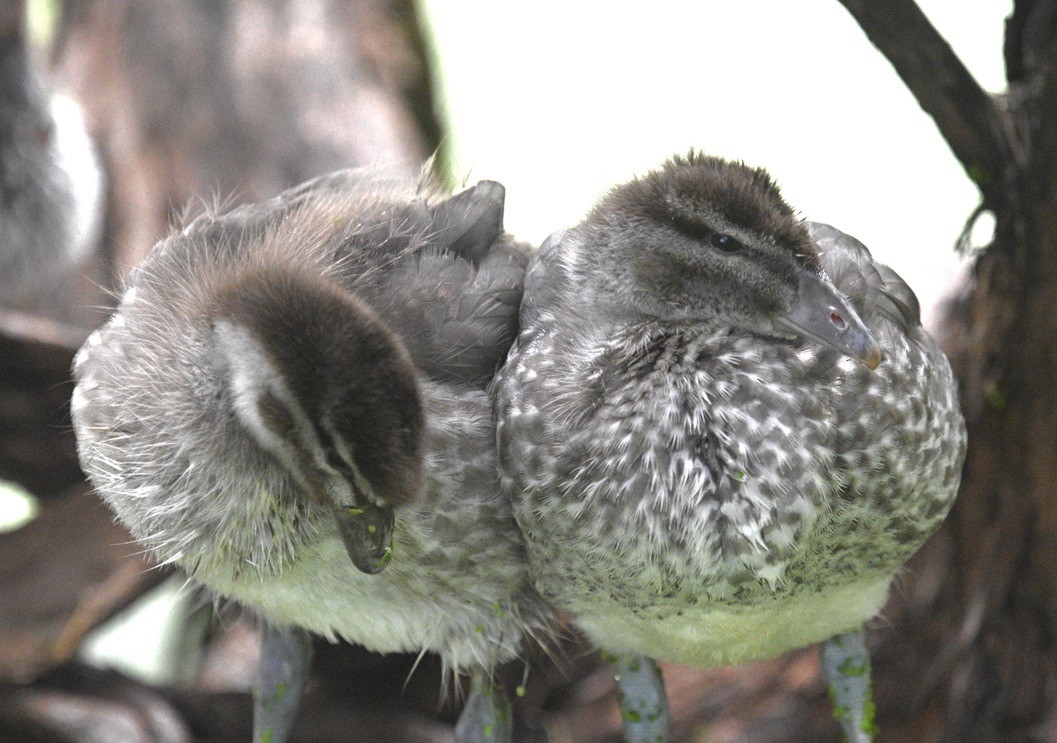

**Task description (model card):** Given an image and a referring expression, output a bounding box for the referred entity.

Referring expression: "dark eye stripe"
[665,214,744,254]
[313,422,357,478]
[256,390,328,493]
[257,389,300,441]
[325,448,356,479]
[313,420,336,452]
[666,213,712,241]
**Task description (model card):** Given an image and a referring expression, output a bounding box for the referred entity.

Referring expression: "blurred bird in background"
[0,0,102,322]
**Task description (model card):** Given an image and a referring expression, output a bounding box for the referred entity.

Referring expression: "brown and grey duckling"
[72,168,550,743]
[495,152,966,742]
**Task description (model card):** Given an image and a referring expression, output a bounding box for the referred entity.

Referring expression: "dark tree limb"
[835,0,1016,205]
[0,309,87,496]
[834,1,1057,741]
[1021,7,1057,198]
[1004,0,1057,84]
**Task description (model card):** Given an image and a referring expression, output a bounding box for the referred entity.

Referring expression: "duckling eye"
[709,233,741,253]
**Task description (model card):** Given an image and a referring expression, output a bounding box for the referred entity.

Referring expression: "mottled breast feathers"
[495,191,967,666]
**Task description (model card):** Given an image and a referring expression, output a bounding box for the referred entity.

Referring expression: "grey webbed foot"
[254,622,313,743]
[454,675,512,743]
[821,629,876,743]
[611,654,670,743]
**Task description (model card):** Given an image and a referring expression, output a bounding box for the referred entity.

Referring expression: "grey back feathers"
[808,221,921,333]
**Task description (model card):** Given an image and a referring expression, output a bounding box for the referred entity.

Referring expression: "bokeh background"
[4,1,1050,742]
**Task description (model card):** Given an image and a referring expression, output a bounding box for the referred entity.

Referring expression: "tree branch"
[836,0,1014,204]
[1022,3,1057,194]
[1005,0,1057,85]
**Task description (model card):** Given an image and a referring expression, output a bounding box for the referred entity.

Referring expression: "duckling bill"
[776,267,882,369]
[331,501,394,574]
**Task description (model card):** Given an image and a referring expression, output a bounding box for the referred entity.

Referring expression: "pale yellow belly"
[574,576,892,667]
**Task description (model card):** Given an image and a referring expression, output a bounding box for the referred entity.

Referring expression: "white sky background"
[419,0,1012,331]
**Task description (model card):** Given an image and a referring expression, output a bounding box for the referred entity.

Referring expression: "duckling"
[0,2,102,317]
[495,153,967,742]
[71,168,549,743]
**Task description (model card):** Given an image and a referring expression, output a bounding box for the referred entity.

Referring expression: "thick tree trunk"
[54,0,440,282]
[835,2,1057,741]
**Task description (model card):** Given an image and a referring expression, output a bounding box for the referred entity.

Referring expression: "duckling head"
[569,152,881,368]
[208,265,424,574]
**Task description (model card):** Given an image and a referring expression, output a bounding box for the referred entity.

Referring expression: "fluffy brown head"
[208,265,424,510]
[597,152,819,270]
[566,152,828,330]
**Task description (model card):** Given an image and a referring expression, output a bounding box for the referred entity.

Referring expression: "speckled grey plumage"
[72,168,549,680]
[495,154,966,668]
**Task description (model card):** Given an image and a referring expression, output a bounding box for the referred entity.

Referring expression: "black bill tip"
[331,501,395,575]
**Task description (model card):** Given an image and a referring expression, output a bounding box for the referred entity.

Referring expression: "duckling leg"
[611,654,670,743]
[254,622,313,743]
[454,674,512,743]
[821,629,876,743]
